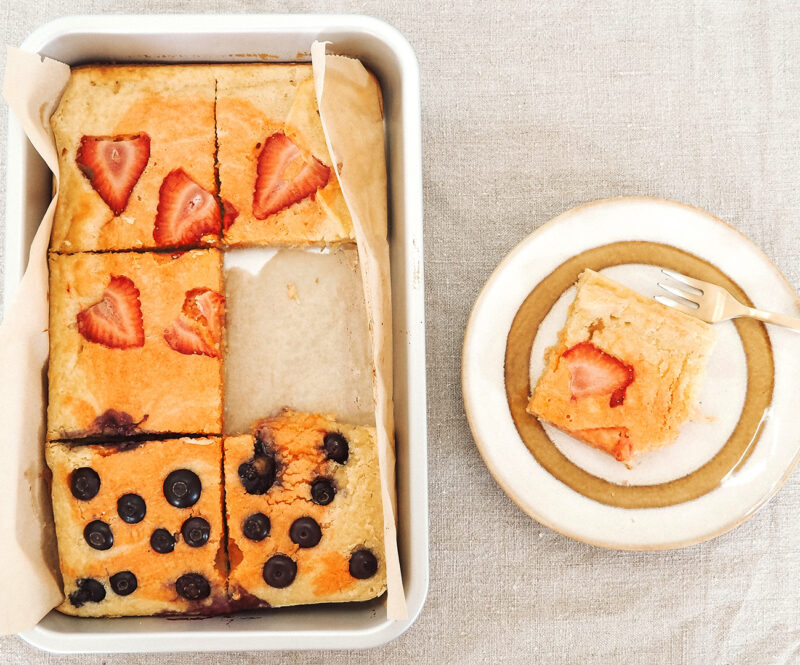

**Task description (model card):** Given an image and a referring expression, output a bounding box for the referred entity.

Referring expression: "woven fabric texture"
[1,2,799,663]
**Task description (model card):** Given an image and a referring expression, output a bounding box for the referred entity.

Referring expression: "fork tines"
[655,270,702,315]
[660,269,706,292]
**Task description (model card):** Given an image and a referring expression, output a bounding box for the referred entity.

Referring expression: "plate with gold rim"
[462,197,800,549]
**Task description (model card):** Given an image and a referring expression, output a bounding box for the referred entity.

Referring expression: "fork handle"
[743,306,800,332]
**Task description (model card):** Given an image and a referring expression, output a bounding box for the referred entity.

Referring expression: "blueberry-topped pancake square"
[46,438,226,616]
[47,249,224,440]
[223,410,386,608]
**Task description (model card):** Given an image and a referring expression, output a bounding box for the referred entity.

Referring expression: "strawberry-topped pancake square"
[214,64,355,247]
[48,250,224,440]
[51,66,219,252]
[528,270,716,462]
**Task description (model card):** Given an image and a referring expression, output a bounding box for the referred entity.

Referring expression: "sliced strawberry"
[561,342,634,407]
[164,318,214,357]
[253,132,330,219]
[153,169,221,247]
[221,198,239,232]
[184,287,225,341]
[76,134,150,215]
[76,275,144,349]
[163,288,225,357]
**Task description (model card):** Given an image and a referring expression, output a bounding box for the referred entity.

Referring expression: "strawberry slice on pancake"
[153,169,221,247]
[164,288,225,357]
[561,342,635,407]
[76,134,150,215]
[221,199,239,232]
[252,132,330,219]
[77,275,145,349]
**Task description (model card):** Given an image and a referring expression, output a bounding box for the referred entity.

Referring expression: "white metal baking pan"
[6,14,428,653]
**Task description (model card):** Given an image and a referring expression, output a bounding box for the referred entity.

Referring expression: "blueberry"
[242,513,270,541]
[163,469,201,508]
[176,573,210,601]
[150,528,176,554]
[349,549,378,579]
[68,578,106,607]
[117,493,146,523]
[238,443,276,495]
[289,517,322,548]
[109,571,137,596]
[310,478,336,505]
[83,520,113,550]
[70,467,100,501]
[323,432,349,464]
[181,517,210,548]
[262,554,297,588]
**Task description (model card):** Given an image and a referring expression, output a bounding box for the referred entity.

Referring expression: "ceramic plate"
[462,197,800,549]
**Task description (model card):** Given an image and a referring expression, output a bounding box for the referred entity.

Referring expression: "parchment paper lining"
[0,42,404,634]
[312,43,406,620]
[0,47,70,636]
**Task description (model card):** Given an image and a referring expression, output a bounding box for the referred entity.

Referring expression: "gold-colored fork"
[655,269,800,332]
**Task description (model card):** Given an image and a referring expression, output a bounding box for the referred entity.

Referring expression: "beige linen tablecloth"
[1,2,798,663]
